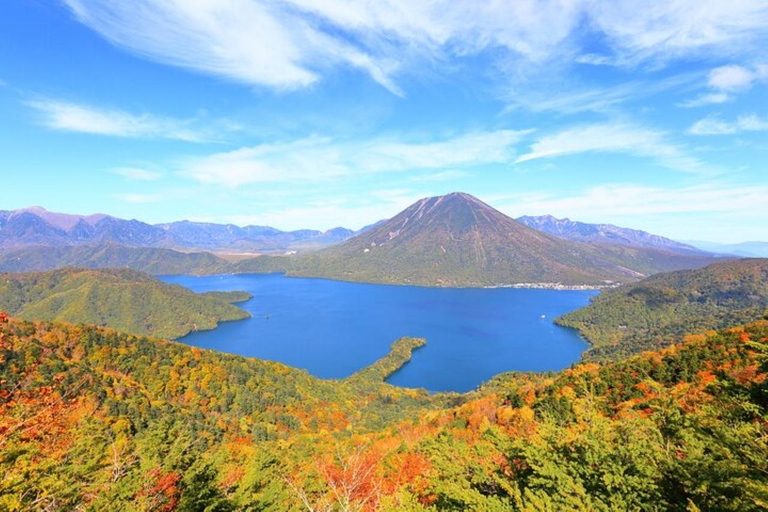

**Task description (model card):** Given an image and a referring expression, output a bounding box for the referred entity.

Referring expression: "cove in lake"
[161,274,596,393]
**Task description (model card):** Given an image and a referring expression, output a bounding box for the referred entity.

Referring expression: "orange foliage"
[382,452,431,496]
[683,333,707,344]
[317,447,383,511]
[729,364,763,385]
[141,469,181,512]
[696,370,717,387]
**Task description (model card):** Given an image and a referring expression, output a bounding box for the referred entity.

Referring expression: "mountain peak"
[288,193,696,287]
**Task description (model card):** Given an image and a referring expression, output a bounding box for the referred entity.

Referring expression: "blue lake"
[161,274,596,393]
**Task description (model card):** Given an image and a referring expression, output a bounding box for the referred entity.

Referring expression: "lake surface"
[161,274,596,393]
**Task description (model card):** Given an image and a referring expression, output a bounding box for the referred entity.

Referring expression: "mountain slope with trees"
[1,314,766,510]
[557,258,768,361]
[0,268,252,338]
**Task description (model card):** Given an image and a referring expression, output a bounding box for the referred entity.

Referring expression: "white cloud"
[575,54,615,66]
[112,168,162,181]
[118,193,163,204]
[680,64,767,107]
[677,92,731,108]
[181,130,531,187]
[63,1,768,95]
[64,0,405,94]
[689,114,768,135]
[28,99,217,142]
[708,65,760,91]
[515,122,703,172]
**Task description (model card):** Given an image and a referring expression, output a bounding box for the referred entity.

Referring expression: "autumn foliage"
[1,316,767,510]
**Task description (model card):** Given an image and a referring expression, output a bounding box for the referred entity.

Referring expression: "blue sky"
[1,0,767,243]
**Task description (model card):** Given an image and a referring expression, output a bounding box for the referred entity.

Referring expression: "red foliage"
[142,469,181,512]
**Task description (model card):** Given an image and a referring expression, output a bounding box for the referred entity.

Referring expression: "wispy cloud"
[689,114,768,135]
[117,193,163,204]
[677,92,731,108]
[505,73,700,114]
[679,64,767,107]
[515,122,704,172]
[111,168,162,181]
[27,99,220,142]
[588,2,768,66]
[408,170,468,183]
[63,1,768,95]
[181,130,531,187]
[63,0,404,94]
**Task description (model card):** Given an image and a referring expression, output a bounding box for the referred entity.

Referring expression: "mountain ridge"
[0,206,358,253]
[516,214,704,254]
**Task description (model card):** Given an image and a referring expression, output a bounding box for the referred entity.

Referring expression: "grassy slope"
[0,267,252,339]
[556,258,768,361]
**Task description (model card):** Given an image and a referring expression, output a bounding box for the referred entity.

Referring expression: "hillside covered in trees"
[1,313,766,510]
[0,268,252,339]
[557,258,768,362]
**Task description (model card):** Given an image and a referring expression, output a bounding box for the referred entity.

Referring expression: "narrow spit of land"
[345,336,427,385]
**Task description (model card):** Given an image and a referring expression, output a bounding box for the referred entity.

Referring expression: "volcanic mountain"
[283,192,721,287]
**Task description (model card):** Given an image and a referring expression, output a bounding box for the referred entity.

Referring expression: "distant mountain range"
[0,206,358,253]
[516,215,704,255]
[683,240,768,258]
[3,204,752,262]
[240,193,725,287]
[0,197,738,285]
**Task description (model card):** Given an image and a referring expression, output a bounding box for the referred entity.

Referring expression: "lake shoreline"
[484,282,621,291]
[187,271,621,291]
[161,273,595,392]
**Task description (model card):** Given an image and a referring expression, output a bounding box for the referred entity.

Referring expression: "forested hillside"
[2,315,766,510]
[0,268,252,339]
[557,258,768,361]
